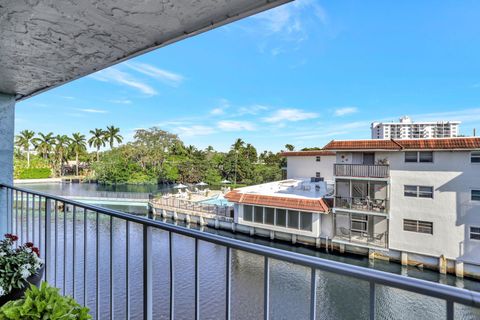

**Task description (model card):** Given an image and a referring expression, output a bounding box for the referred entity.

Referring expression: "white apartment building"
[227,137,480,278]
[371,116,461,139]
[323,137,480,277]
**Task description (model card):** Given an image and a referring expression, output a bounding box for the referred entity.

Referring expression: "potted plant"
[0,234,44,306]
[0,282,91,319]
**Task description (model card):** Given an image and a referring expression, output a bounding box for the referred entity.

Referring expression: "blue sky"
[16,0,480,152]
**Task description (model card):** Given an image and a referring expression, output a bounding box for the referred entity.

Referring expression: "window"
[404,185,433,198]
[288,210,299,229]
[276,209,286,227]
[316,156,321,162]
[405,152,418,163]
[300,212,313,231]
[405,151,433,163]
[471,152,480,163]
[470,227,480,240]
[254,206,264,223]
[351,213,368,232]
[404,185,418,197]
[419,152,433,163]
[265,207,275,225]
[403,219,433,234]
[316,172,321,178]
[472,190,480,201]
[418,186,434,198]
[243,205,253,222]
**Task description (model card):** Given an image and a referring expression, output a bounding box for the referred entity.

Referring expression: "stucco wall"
[378,151,480,264]
[286,155,336,181]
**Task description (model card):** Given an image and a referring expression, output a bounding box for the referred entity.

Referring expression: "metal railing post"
[44,198,52,282]
[143,225,153,320]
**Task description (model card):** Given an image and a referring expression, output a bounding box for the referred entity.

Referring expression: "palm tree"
[54,135,71,176]
[232,138,245,151]
[69,133,87,176]
[104,125,123,149]
[15,130,35,167]
[33,132,54,159]
[88,128,106,161]
[285,144,295,151]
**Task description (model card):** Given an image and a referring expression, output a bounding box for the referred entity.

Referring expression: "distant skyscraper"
[371,116,461,139]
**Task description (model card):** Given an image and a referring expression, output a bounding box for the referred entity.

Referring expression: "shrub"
[18,168,51,179]
[0,282,91,319]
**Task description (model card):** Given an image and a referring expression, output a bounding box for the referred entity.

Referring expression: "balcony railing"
[335,196,389,213]
[334,228,388,248]
[0,184,479,319]
[334,164,390,178]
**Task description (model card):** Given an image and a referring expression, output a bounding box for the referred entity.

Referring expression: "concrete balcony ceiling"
[0,0,290,100]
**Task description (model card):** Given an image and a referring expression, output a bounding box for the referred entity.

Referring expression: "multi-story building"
[227,137,480,278]
[322,137,480,277]
[371,116,461,139]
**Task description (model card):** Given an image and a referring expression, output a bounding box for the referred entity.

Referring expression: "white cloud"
[125,62,184,87]
[174,125,216,137]
[210,108,225,115]
[254,0,327,37]
[237,104,269,115]
[91,67,157,96]
[217,121,256,131]
[76,108,108,114]
[109,99,132,104]
[334,107,358,117]
[263,108,318,123]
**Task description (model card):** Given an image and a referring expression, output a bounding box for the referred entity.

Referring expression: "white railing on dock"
[151,197,232,217]
[0,184,479,320]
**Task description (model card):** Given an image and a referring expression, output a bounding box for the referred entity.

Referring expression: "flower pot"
[0,264,44,306]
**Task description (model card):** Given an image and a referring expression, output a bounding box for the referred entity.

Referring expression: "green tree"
[15,130,35,168]
[88,128,106,161]
[53,135,70,177]
[33,132,54,159]
[69,133,87,176]
[285,144,295,151]
[104,125,123,149]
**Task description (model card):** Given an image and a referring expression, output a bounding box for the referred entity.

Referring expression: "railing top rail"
[334,163,390,167]
[1,183,479,308]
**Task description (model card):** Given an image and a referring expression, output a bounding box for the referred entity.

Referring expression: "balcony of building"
[333,212,388,249]
[334,179,389,214]
[333,152,390,178]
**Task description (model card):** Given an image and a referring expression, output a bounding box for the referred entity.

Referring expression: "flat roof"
[225,179,333,213]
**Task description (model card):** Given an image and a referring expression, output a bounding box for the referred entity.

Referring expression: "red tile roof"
[224,190,330,213]
[280,150,336,157]
[323,137,480,151]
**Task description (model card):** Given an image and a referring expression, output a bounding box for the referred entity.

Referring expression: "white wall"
[378,151,480,264]
[286,155,336,181]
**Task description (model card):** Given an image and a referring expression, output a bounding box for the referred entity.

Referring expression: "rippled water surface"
[14,183,480,319]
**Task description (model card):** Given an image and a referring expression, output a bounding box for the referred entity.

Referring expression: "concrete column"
[439,255,447,275]
[455,261,464,278]
[401,252,408,266]
[0,94,15,236]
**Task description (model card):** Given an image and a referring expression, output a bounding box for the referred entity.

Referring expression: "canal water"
[16,183,480,319]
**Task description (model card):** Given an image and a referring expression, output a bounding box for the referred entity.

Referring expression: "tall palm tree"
[69,133,87,176]
[33,132,54,159]
[88,128,106,161]
[15,130,35,168]
[104,125,123,149]
[54,135,71,176]
[232,138,245,151]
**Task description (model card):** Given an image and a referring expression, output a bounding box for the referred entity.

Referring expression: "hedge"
[18,168,52,179]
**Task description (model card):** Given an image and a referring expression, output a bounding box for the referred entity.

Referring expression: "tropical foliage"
[14,126,286,185]
[0,282,91,319]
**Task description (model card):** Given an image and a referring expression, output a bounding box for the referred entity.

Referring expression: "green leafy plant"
[0,234,43,297]
[18,168,52,179]
[0,282,91,319]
